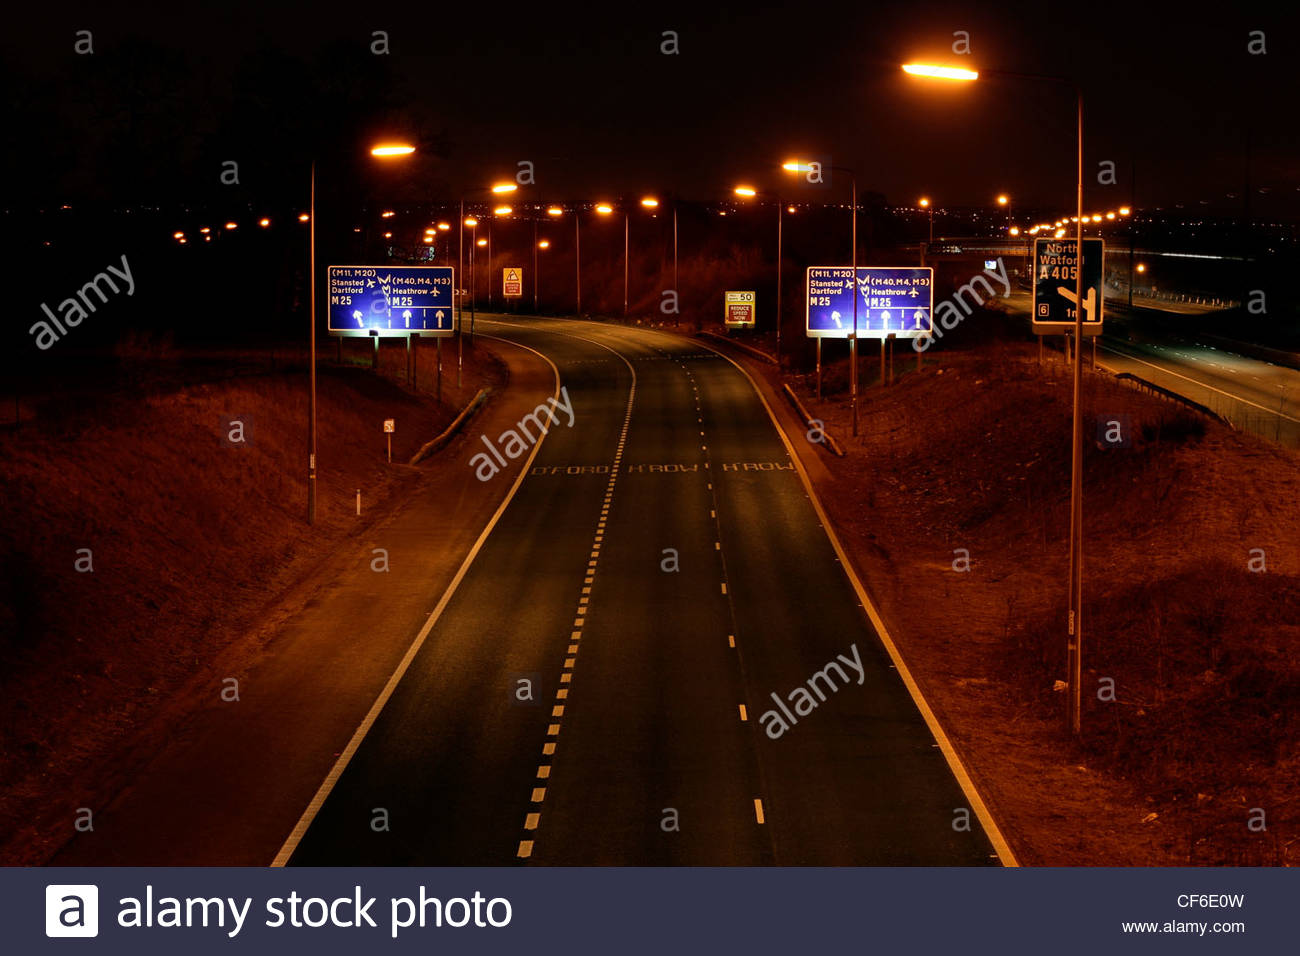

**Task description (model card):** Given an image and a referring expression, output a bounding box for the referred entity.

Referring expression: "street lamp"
[460,182,517,341]
[303,141,413,526]
[905,60,1088,735]
[918,197,934,244]
[735,184,784,365]
[784,159,858,429]
[535,238,549,312]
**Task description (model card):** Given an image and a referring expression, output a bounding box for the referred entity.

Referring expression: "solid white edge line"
[270,333,563,866]
[692,334,1021,868]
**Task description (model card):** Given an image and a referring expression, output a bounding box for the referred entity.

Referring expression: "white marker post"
[384,418,395,463]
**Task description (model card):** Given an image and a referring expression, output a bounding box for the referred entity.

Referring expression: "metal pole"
[407,333,413,386]
[623,211,629,319]
[1067,88,1085,736]
[458,200,464,388]
[487,221,493,310]
[533,218,539,312]
[776,201,783,367]
[673,204,680,329]
[816,338,822,399]
[575,212,582,316]
[308,160,317,526]
[470,228,476,340]
[879,337,885,387]
[1128,158,1136,308]
[436,336,442,401]
[851,174,858,437]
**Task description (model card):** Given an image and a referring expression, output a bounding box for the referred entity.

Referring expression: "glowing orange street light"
[997,194,1009,206]
[172,231,184,239]
[1091,214,1102,223]
[298,213,310,222]
[1119,206,1131,216]
[199,227,211,234]
[423,236,433,244]
[918,197,934,242]
[491,183,518,194]
[493,205,512,215]
[381,210,395,218]
[734,186,757,198]
[370,143,415,157]
[538,239,550,249]
[437,222,451,231]
[383,231,392,239]
[259,217,271,227]
[225,221,238,230]
[902,63,979,81]
[476,238,487,246]
[464,216,478,227]
[595,203,613,215]
[1106,211,1116,220]
[178,237,187,244]
[425,227,436,235]
[787,205,796,213]
[547,206,563,217]
[1009,226,1020,236]
[1136,263,1146,273]
[640,196,660,208]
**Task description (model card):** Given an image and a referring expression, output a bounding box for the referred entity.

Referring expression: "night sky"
[3,1,1298,216]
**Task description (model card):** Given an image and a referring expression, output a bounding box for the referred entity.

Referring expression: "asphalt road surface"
[1001,290,1299,446]
[281,316,1006,866]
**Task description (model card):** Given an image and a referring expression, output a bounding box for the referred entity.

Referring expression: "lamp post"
[535,238,550,312]
[904,60,1088,735]
[300,142,414,526]
[734,185,784,366]
[783,160,858,433]
[459,182,517,343]
[919,196,933,244]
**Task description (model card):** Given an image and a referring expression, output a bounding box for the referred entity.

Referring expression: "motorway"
[1096,339,1300,447]
[275,316,1007,865]
[1000,289,1300,446]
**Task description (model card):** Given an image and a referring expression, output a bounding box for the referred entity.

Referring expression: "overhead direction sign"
[1032,238,1104,335]
[805,267,933,339]
[503,268,523,298]
[327,265,455,337]
[724,291,756,328]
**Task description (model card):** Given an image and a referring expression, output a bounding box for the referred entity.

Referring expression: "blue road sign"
[805,267,934,339]
[1032,238,1104,334]
[327,265,456,337]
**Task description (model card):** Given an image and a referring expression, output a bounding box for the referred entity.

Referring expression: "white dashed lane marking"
[516,342,637,861]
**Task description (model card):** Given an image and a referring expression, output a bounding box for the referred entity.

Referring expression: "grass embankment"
[793,340,1300,865]
[0,341,503,862]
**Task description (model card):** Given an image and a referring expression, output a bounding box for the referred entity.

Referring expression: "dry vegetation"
[789,339,1300,865]
[0,341,504,862]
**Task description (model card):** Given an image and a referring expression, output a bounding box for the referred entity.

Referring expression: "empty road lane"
[282,316,1009,866]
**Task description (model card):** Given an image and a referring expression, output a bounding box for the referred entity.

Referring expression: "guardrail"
[1111,372,1231,427]
[409,388,491,464]
[782,383,846,457]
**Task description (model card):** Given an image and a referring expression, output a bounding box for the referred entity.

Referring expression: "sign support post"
[816,340,822,399]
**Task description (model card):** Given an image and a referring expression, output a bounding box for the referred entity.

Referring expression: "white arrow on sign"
[435,310,445,321]
[1057,285,1098,321]
[402,309,412,328]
